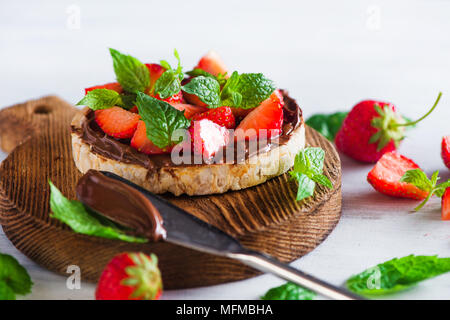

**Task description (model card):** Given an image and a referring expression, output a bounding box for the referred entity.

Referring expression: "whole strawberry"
[96,252,162,300]
[335,93,441,163]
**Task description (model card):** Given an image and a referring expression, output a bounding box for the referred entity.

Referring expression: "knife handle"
[228,250,362,300]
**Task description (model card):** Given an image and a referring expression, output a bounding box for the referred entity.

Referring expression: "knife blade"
[96,171,361,300]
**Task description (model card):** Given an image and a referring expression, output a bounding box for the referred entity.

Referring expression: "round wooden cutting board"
[0,96,342,289]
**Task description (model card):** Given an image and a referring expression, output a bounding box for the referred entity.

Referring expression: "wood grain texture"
[0,96,342,289]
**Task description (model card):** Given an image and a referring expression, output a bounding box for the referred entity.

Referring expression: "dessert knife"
[98,171,361,300]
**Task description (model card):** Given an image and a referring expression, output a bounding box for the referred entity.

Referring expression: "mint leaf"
[289,147,332,201]
[109,48,150,93]
[185,68,228,85]
[49,181,147,243]
[154,49,184,99]
[0,281,15,300]
[400,169,450,211]
[232,73,275,109]
[182,76,221,108]
[154,69,182,99]
[136,92,191,149]
[306,112,348,141]
[0,253,33,299]
[76,89,123,110]
[261,282,316,300]
[347,255,450,296]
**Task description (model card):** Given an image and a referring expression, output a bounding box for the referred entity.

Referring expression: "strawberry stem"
[414,190,434,212]
[395,92,442,128]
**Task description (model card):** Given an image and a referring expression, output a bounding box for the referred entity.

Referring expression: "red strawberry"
[195,51,228,77]
[96,252,162,300]
[95,107,140,139]
[192,106,236,129]
[442,188,450,220]
[442,136,450,169]
[235,89,284,140]
[336,93,441,163]
[189,119,230,158]
[145,63,183,104]
[85,82,123,95]
[131,121,173,155]
[367,152,429,200]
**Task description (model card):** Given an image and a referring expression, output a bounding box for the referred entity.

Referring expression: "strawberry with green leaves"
[367,152,429,200]
[335,93,442,163]
[442,136,450,170]
[96,252,162,300]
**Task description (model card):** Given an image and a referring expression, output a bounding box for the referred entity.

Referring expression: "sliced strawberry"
[95,107,140,139]
[367,152,429,200]
[192,107,236,129]
[145,63,183,103]
[195,51,228,77]
[131,121,172,155]
[442,188,450,220]
[85,82,123,95]
[170,103,208,119]
[442,136,450,169]
[189,119,230,158]
[145,63,166,90]
[183,91,208,108]
[129,106,138,113]
[235,90,284,140]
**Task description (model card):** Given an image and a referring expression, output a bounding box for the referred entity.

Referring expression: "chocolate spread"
[72,90,302,170]
[76,169,166,241]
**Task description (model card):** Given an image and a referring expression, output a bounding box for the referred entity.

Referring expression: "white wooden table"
[1,0,449,300]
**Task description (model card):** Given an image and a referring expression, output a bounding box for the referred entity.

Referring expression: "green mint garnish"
[347,255,450,296]
[400,169,450,211]
[135,92,191,149]
[305,112,348,141]
[0,253,33,300]
[289,147,332,201]
[76,89,126,110]
[109,48,150,93]
[261,282,316,300]
[181,71,275,109]
[154,49,184,99]
[49,181,147,243]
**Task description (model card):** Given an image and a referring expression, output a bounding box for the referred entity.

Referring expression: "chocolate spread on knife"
[76,169,166,241]
[72,90,302,170]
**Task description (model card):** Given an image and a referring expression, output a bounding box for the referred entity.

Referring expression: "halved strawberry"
[170,103,208,119]
[85,82,123,95]
[442,188,450,220]
[442,136,450,169]
[192,106,235,129]
[131,121,172,155]
[95,107,140,139]
[367,152,429,200]
[195,51,228,77]
[235,90,284,140]
[145,63,183,104]
[189,119,230,158]
[145,63,166,90]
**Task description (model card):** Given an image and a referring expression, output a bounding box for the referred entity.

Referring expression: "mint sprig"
[261,282,316,300]
[182,71,275,109]
[109,48,150,93]
[49,181,147,243]
[135,92,191,149]
[289,147,332,201]
[0,253,33,300]
[347,255,450,296]
[185,68,228,86]
[400,169,450,211]
[76,89,132,110]
[154,49,184,99]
